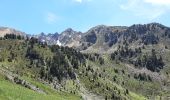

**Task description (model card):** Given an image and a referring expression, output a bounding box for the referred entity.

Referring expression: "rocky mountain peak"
[61,28,77,36]
[40,32,45,36]
[64,28,74,32]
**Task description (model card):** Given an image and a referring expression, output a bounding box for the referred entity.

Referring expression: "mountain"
[32,28,82,47]
[78,23,170,53]
[58,28,82,47]
[1,23,170,100]
[0,27,25,37]
[33,23,170,53]
[79,25,127,52]
[32,32,59,45]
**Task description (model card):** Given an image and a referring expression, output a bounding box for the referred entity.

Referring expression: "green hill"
[0,34,169,100]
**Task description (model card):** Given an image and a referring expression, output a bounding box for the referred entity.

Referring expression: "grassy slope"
[0,40,169,100]
[0,74,81,100]
[0,40,81,100]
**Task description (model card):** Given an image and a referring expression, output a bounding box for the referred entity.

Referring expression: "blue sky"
[0,0,170,34]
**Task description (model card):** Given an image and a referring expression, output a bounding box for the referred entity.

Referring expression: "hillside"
[0,27,25,37]
[0,23,170,100]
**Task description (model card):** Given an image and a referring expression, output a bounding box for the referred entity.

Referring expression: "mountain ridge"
[0,22,170,99]
[1,22,170,53]
[26,23,169,52]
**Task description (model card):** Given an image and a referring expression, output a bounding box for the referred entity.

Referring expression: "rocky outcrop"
[0,67,45,94]
[13,77,45,94]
